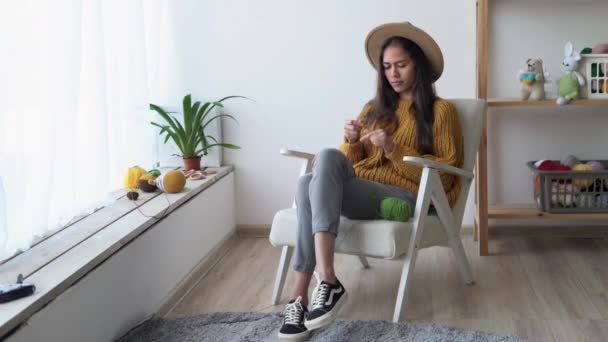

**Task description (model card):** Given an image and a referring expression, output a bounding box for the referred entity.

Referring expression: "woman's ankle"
[318,271,337,284]
[289,296,308,307]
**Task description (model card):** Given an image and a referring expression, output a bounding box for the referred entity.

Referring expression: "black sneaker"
[304,274,348,331]
[278,296,310,341]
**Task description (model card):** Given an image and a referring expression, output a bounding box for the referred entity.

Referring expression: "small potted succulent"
[150,94,245,170]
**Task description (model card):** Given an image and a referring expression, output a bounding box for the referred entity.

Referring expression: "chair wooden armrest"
[280,148,315,160]
[403,156,474,179]
[280,148,315,177]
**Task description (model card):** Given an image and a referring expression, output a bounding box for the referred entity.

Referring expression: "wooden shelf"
[488,98,608,107]
[488,203,608,219]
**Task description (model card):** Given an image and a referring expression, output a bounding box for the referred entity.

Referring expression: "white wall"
[6,174,235,342]
[167,0,477,226]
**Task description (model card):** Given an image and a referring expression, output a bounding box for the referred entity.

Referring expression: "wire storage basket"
[579,54,608,99]
[528,161,608,213]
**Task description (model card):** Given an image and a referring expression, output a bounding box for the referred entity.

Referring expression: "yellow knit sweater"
[339,98,464,207]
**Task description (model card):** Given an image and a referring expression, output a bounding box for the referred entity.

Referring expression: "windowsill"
[0,165,234,338]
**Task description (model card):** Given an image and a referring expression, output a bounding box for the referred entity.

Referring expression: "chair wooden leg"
[393,168,433,323]
[357,256,370,269]
[429,171,474,285]
[449,233,475,284]
[393,246,419,322]
[272,246,293,305]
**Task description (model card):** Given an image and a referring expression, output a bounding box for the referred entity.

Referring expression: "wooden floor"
[168,234,608,342]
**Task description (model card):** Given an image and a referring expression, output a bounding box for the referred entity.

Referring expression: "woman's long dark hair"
[366,36,437,154]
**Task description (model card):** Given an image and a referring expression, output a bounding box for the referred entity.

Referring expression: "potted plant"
[150,94,244,170]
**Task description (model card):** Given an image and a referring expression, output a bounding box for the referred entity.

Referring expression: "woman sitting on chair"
[279,22,464,341]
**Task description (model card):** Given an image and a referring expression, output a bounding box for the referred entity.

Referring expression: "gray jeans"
[293,148,416,273]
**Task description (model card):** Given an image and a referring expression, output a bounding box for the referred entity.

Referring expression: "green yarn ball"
[379,197,412,222]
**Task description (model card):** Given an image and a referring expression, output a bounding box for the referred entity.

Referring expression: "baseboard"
[237,224,475,238]
[486,224,608,238]
[236,225,271,238]
[158,230,239,317]
[234,223,608,239]
[461,225,473,235]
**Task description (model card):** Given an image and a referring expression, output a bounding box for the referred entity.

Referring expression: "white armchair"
[269,99,487,322]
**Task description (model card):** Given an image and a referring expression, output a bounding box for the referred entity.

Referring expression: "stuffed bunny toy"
[556,41,586,105]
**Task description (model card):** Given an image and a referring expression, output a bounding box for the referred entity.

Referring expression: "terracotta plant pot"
[183,156,202,170]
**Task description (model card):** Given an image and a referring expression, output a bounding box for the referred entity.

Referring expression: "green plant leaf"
[193,102,211,127]
[150,109,186,155]
[151,122,177,142]
[217,95,252,103]
[169,114,188,149]
[187,101,201,148]
[216,143,241,149]
[196,143,240,155]
[202,113,238,131]
[152,122,184,153]
[150,104,187,152]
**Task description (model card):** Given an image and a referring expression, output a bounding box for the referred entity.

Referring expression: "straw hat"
[364,22,444,81]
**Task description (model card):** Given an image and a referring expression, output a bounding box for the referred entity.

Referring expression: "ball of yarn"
[155,170,186,193]
[586,160,604,170]
[379,197,412,222]
[126,191,139,200]
[536,160,556,170]
[572,163,594,187]
[550,183,577,207]
[577,193,596,208]
[600,194,608,209]
[560,155,580,168]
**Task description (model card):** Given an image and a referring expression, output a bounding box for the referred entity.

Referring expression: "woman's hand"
[360,129,395,153]
[344,119,363,143]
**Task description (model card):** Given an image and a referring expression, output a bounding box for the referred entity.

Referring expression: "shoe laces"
[310,272,331,310]
[283,296,305,325]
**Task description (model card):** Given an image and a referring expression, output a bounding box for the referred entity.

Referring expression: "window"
[0,0,177,261]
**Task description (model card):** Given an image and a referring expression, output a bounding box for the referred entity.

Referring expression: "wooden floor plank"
[558,238,608,319]
[514,237,603,319]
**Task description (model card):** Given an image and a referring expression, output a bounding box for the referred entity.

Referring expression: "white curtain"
[0,0,176,261]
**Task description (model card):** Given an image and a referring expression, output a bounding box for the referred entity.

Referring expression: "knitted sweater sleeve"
[339,103,371,164]
[385,101,463,191]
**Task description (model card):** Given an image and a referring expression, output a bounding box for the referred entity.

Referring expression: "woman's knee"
[313,148,345,170]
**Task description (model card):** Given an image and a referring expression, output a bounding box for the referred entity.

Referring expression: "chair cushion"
[269,208,450,259]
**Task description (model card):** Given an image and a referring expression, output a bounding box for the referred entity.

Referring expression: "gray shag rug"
[117,312,525,342]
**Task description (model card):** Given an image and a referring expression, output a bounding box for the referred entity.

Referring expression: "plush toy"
[123,166,146,189]
[518,58,548,100]
[557,42,586,105]
[155,170,186,193]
